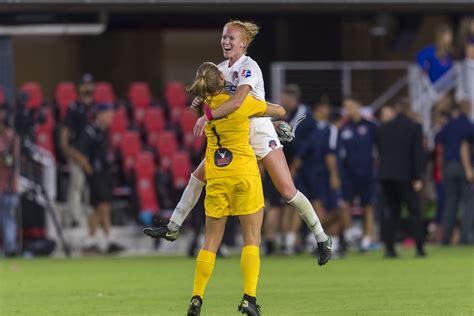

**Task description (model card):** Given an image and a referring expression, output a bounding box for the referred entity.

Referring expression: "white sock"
[85,235,98,247]
[361,235,371,250]
[168,175,205,229]
[284,232,297,254]
[287,191,327,242]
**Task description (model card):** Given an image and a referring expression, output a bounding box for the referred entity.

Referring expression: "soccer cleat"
[238,298,261,316]
[82,244,102,256]
[142,225,179,242]
[187,296,202,316]
[316,236,332,266]
[106,242,126,254]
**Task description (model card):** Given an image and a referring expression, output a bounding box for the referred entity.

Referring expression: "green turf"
[1,246,473,315]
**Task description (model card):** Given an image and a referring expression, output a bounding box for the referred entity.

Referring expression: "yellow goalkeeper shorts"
[205,175,264,218]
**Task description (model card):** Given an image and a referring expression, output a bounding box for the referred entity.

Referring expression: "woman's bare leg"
[261,148,327,242]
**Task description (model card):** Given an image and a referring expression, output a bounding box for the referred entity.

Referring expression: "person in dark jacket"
[78,103,125,255]
[376,99,426,258]
[460,120,474,244]
[438,101,473,244]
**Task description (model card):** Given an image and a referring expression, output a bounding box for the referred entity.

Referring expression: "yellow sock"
[241,245,260,297]
[192,249,216,298]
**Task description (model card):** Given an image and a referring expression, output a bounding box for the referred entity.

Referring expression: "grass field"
[1,246,473,315]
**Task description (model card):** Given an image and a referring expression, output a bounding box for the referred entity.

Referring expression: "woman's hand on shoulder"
[193,115,209,137]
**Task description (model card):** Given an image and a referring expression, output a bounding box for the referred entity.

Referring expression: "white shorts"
[249,117,283,160]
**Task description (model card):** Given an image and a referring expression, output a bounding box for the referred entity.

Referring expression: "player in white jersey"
[144,20,332,266]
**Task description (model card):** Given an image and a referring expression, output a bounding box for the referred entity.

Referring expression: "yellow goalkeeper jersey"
[204,92,266,180]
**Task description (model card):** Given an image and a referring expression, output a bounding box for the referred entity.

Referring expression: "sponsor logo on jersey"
[214,148,233,167]
[241,69,252,78]
[268,140,278,150]
[224,84,237,94]
[341,129,353,139]
[357,125,368,135]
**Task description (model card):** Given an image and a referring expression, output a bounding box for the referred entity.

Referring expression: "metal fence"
[271,61,410,109]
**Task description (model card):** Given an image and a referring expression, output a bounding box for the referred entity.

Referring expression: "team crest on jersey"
[232,71,239,83]
[214,148,233,167]
[268,140,278,150]
[241,69,252,78]
[357,125,368,135]
[341,129,353,140]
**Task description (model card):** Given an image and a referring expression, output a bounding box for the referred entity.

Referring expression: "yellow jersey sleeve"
[236,95,267,118]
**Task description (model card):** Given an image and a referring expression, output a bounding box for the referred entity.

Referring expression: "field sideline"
[1,247,472,315]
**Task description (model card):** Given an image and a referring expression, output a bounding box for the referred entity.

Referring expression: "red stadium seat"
[178,108,198,147]
[120,130,141,174]
[135,151,156,178]
[35,108,55,157]
[128,82,151,109]
[55,82,77,120]
[94,82,115,105]
[155,131,178,169]
[143,107,165,132]
[164,81,188,109]
[170,151,192,189]
[135,151,159,214]
[110,107,129,149]
[178,107,197,134]
[143,107,165,146]
[20,82,43,109]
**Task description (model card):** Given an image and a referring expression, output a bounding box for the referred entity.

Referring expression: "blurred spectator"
[263,84,308,255]
[60,74,95,227]
[379,104,396,123]
[455,36,474,120]
[416,24,453,84]
[291,98,343,253]
[436,101,473,245]
[457,16,474,58]
[78,104,125,255]
[431,111,450,239]
[459,121,474,244]
[376,99,425,258]
[339,96,377,252]
[0,106,19,257]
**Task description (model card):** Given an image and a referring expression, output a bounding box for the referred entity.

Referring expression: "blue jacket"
[339,118,377,178]
[416,45,453,83]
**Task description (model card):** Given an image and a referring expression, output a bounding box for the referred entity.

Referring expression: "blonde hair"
[224,20,260,51]
[187,62,223,100]
[457,16,474,56]
[434,23,452,58]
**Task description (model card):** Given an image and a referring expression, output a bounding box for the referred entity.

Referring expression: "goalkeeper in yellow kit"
[183,62,285,316]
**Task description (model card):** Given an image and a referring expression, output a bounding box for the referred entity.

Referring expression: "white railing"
[271,61,410,106]
[271,60,471,135]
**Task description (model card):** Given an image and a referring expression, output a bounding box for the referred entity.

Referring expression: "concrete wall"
[12,28,221,101]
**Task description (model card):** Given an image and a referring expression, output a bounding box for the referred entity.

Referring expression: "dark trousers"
[442,161,474,244]
[380,180,424,252]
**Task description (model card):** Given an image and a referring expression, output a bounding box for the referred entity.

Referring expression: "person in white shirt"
[144,20,331,266]
[456,36,474,120]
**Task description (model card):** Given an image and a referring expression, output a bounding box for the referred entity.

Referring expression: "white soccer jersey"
[217,55,265,101]
[217,55,282,160]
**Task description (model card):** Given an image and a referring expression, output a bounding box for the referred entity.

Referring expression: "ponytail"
[187,62,222,100]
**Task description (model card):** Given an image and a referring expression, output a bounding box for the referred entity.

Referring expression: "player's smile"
[221,26,245,62]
